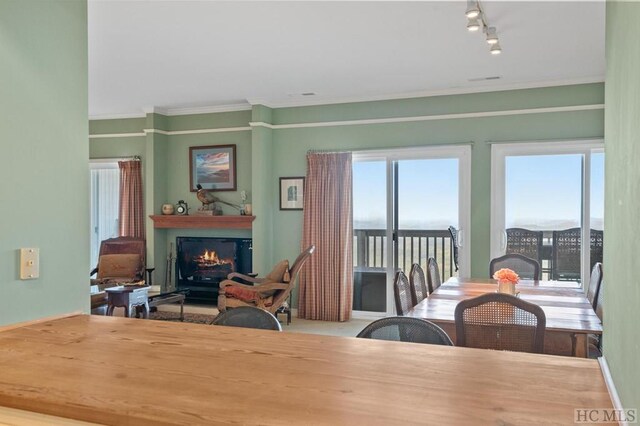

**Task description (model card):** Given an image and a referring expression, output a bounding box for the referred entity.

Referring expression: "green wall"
[603,1,640,411]
[268,85,603,302]
[90,111,251,289]
[0,1,88,325]
[90,84,604,297]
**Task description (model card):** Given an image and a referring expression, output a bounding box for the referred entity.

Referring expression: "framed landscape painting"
[189,145,237,191]
[280,177,305,210]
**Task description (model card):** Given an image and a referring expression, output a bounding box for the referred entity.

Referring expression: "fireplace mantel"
[149,215,255,230]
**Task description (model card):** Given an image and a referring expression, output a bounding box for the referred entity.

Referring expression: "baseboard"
[598,356,628,425]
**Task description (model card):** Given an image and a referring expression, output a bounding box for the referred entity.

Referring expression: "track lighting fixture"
[465,0,480,19]
[485,27,498,45]
[466,18,481,32]
[464,1,502,55]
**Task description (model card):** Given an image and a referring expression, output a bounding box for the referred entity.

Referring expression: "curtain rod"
[90,155,141,161]
[307,149,352,154]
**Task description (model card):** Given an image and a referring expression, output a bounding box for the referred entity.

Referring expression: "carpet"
[149,311,217,325]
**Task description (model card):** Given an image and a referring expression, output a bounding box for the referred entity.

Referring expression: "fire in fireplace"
[176,237,252,304]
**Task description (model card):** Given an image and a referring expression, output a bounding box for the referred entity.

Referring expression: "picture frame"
[279,177,305,210]
[189,144,237,192]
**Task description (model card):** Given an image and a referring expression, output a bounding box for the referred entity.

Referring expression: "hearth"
[176,237,252,304]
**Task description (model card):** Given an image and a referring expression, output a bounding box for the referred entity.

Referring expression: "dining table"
[0,313,613,425]
[407,277,603,357]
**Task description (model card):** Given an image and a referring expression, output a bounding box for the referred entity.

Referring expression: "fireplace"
[176,237,252,304]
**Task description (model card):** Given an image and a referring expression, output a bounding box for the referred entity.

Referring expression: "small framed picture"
[279,177,305,210]
[189,144,237,192]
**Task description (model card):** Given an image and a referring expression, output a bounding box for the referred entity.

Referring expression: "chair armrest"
[252,282,290,294]
[226,272,265,284]
[219,280,259,291]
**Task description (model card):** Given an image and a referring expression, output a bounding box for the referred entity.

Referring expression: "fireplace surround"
[176,237,252,304]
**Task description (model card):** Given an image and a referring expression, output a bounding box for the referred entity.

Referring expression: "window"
[491,140,604,284]
[90,161,120,270]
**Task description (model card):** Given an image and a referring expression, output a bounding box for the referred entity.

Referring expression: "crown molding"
[256,76,605,109]
[250,104,604,130]
[165,103,252,116]
[89,77,604,121]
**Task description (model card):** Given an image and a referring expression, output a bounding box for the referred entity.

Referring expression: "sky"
[506,153,604,230]
[353,158,459,229]
[354,152,604,231]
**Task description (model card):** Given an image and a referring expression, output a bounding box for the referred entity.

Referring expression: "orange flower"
[493,268,519,284]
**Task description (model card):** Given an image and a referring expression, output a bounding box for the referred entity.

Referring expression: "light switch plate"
[20,248,39,280]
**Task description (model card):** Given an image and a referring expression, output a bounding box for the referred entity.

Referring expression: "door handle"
[457,229,464,247]
[500,230,507,252]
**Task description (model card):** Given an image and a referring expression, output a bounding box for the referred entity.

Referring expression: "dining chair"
[589,279,604,358]
[454,293,546,354]
[212,306,282,331]
[409,263,429,305]
[426,257,442,294]
[586,262,603,310]
[489,253,541,280]
[393,271,414,316]
[357,317,453,346]
[448,226,460,272]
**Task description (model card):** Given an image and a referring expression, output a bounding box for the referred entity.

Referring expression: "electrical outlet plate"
[20,248,39,280]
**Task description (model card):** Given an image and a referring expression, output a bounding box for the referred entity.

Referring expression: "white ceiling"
[88,1,605,118]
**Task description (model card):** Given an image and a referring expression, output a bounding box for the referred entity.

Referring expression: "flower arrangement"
[493,268,519,285]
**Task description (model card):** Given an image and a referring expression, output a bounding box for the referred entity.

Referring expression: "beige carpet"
[149,303,373,337]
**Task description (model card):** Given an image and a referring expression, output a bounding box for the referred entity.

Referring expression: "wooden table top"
[408,277,603,334]
[0,314,613,425]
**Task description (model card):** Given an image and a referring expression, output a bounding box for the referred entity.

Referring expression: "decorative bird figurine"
[196,184,242,212]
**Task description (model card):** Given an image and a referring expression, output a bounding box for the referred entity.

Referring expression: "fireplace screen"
[176,237,252,304]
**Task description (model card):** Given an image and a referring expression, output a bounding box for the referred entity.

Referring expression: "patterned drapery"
[118,160,145,239]
[298,152,353,322]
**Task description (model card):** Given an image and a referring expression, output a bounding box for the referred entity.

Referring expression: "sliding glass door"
[491,141,604,284]
[353,146,471,316]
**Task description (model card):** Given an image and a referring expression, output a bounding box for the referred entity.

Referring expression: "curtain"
[298,152,353,322]
[118,160,145,239]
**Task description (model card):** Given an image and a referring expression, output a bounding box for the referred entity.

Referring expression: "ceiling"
[88,1,605,118]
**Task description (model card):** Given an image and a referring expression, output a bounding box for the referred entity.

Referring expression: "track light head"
[485,27,499,45]
[490,42,502,55]
[465,0,480,19]
[467,18,481,32]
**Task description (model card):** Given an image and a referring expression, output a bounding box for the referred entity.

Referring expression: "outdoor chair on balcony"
[552,228,582,281]
[552,228,604,281]
[454,293,546,354]
[490,253,541,280]
[357,317,453,346]
[212,306,282,331]
[506,228,543,267]
[393,271,413,316]
[217,245,315,316]
[590,229,604,270]
[426,257,442,294]
[409,263,429,305]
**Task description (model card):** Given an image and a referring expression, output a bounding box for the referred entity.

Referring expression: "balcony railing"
[353,229,456,282]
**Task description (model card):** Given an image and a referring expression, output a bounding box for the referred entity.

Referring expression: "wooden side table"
[105,286,150,318]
